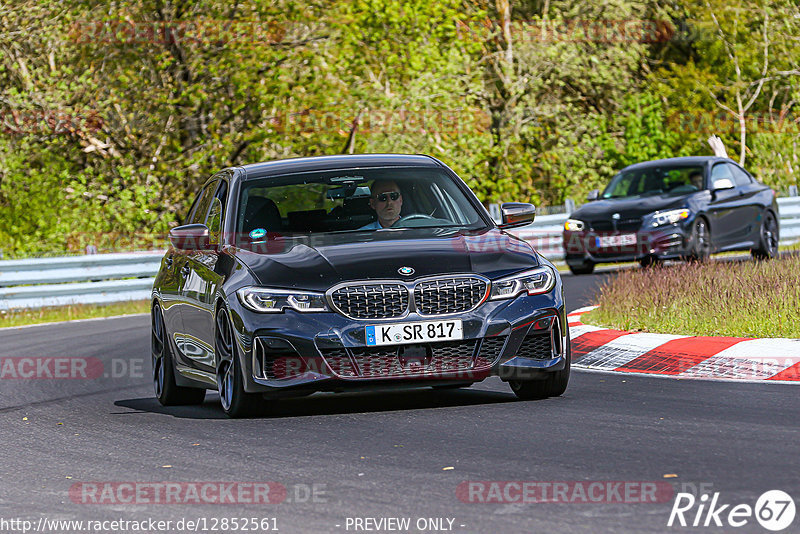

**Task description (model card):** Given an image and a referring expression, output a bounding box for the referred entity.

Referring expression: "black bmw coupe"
[563,156,780,274]
[151,154,569,417]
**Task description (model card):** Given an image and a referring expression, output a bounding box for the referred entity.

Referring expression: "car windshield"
[236,166,488,242]
[601,165,705,199]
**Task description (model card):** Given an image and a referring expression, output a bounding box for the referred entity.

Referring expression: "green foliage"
[1,0,798,258]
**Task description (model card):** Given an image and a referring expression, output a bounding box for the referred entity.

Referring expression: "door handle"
[180,265,191,277]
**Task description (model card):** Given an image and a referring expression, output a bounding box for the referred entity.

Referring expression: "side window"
[728,164,753,187]
[189,181,218,225]
[710,164,734,188]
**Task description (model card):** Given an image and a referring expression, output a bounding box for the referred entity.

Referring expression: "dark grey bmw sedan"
[563,156,780,274]
[151,154,569,417]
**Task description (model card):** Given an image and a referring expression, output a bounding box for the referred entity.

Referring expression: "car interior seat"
[242,197,282,235]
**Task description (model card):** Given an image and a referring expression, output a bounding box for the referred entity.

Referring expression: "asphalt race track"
[1,271,798,534]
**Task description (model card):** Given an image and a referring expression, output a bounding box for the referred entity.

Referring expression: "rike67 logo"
[668,490,796,531]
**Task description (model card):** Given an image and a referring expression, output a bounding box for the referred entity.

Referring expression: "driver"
[360,180,403,229]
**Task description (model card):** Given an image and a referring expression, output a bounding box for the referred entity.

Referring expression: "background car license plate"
[596,234,637,247]
[366,320,463,346]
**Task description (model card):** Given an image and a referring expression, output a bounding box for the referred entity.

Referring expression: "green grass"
[584,255,800,338]
[0,300,150,328]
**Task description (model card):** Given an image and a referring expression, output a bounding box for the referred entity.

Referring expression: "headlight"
[646,208,690,227]
[237,287,328,313]
[564,218,585,231]
[490,266,556,300]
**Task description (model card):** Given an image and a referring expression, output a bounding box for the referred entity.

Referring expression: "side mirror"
[169,224,213,251]
[712,178,734,190]
[587,189,600,201]
[498,202,535,229]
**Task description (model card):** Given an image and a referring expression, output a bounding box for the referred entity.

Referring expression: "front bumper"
[563,224,692,265]
[226,284,566,397]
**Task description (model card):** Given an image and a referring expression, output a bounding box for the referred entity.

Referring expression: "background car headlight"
[646,208,690,227]
[490,266,556,300]
[237,287,328,313]
[564,218,585,231]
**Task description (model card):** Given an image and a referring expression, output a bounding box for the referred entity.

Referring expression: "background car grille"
[515,332,552,359]
[474,336,507,368]
[330,283,408,319]
[321,340,478,378]
[591,218,642,232]
[414,278,487,315]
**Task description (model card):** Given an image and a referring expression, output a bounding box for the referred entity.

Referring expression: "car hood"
[235,228,539,291]
[572,194,689,221]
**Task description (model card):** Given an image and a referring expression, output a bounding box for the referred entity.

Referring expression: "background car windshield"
[601,165,704,199]
[237,167,487,238]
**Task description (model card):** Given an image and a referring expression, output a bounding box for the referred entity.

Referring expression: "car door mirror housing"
[587,189,600,201]
[498,202,536,229]
[169,224,213,251]
[712,178,734,190]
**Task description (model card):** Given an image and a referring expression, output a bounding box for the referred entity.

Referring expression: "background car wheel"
[509,329,571,400]
[751,211,779,260]
[689,218,711,262]
[568,261,594,275]
[215,308,262,418]
[151,304,206,406]
[639,255,663,269]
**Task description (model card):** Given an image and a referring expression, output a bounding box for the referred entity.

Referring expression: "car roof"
[620,156,736,172]
[237,154,444,180]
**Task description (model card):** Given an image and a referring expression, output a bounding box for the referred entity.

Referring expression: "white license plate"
[366,320,463,346]
[596,234,637,248]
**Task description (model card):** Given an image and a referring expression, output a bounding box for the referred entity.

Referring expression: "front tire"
[509,329,571,400]
[688,217,711,262]
[568,261,594,275]
[639,255,663,269]
[215,308,262,418]
[751,211,779,260]
[151,304,206,406]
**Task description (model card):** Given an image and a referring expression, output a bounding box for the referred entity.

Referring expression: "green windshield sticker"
[249,228,267,240]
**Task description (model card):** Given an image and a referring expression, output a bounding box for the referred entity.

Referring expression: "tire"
[639,255,663,269]
[215,308,262,418]
[509,329,571,400]
[688,217,711,262]
[151,304,206,406]
[751,211,779,260]
[568,261,594,275]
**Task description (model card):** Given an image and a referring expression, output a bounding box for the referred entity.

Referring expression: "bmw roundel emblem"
[398,266,415,276]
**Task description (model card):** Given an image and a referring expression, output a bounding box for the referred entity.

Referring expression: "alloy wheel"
[215,310,235,412]
[151,307,166,399]
[763,214,778,256]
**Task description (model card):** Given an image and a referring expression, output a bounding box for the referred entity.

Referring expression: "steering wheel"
[394,213,438,227]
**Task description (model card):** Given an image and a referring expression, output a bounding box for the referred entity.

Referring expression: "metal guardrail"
[1,197,798,310]
[0,252,164,310]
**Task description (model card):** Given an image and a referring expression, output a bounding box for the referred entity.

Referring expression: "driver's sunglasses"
[374,191,401,202]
